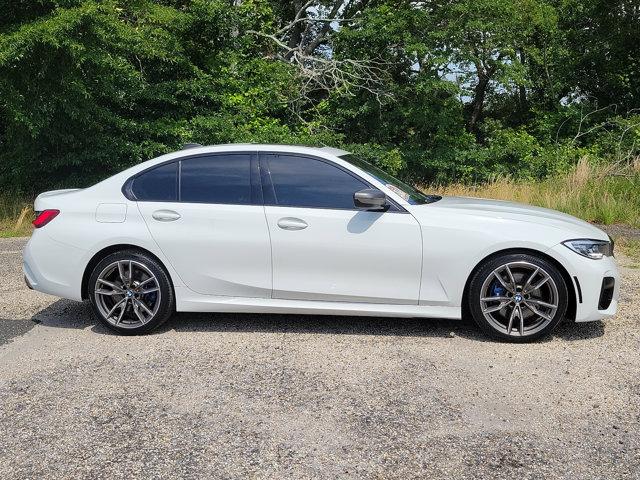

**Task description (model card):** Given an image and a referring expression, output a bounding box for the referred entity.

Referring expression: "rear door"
[261,153,422,304]
[134,152,272,297]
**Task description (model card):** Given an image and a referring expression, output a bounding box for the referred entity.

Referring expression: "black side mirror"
[354,188,388,211]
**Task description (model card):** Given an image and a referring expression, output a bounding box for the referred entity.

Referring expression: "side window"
[132,162,178,201]
[265,154,368,209]
[181,154,252,204]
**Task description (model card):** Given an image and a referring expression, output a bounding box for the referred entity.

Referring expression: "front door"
[261,153,422,305]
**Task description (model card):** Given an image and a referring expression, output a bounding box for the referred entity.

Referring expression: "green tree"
[0,0,638,191]
[556,0,640,111]
[0,0,300,191]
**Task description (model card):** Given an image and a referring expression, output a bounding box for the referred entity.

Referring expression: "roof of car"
[178,143,351,158]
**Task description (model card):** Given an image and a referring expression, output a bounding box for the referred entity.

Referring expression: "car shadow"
[28,299,605,343]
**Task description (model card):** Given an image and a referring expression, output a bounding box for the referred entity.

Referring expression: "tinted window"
[181,154,252,204]
[132,162,178,201]
[340,154,441,205]
[266,155,368,209]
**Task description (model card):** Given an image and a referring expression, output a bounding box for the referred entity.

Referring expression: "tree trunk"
[517,48,528,118]
[284,1,306,59]
[469,72,490,132]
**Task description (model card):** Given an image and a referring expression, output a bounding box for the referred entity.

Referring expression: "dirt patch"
[596,223,640,240]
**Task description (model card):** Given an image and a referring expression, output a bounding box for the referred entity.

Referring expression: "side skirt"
[175,287,461,319]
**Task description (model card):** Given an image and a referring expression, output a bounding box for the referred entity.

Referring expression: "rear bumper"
[548,243,620,322]
[22,231,86,301]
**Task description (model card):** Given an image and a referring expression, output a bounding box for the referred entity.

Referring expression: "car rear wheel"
[88,250,174,335]
[468,253,568,342]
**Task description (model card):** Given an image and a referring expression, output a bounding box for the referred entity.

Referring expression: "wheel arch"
[81,244,175,300]
[462,247,576,321]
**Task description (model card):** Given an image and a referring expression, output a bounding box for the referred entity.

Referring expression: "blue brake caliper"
[490,280,506,297]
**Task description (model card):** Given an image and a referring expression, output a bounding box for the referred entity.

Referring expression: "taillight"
[32,209,60,228]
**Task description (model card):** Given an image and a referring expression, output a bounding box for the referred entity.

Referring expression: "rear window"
[180,154,252,204]
[132,162,178,201]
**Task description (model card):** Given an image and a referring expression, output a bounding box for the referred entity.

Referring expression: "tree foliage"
[0,0,638,192]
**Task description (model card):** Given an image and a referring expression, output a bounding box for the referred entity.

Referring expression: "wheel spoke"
[128,260,133,283]
[117,262,128,286]
[115,298,128,325]
[140,287,159,295]
[132,300,146,324]
[507,304,518,334]
[136,299,154,317]
[95,288,121,296]
[96,279,123,292]
[493,271,515,293]
[522,267,540,293]
[106,298,126,319]
[523,301,553,321]
[138,277,155,288]
[481,296,511,302]
[504,265,517,292]
[483,300,511,313]
[518,305,524,336]
[525,273,550,293]
[526,298,557,309]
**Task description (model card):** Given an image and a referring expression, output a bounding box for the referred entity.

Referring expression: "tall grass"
[429,158,640,228]
[0,194,33,238]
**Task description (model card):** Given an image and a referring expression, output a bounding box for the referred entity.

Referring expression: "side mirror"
[354,188,388,211]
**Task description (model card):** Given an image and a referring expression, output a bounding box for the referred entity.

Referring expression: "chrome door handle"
[277,217,308,230]
[152,209,181,222]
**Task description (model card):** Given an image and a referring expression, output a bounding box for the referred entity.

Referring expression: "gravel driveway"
[1,237,638,479]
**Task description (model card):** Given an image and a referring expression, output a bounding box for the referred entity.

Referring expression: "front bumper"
[548,243,620,322]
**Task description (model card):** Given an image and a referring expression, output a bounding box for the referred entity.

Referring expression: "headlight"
[562,239,614,259]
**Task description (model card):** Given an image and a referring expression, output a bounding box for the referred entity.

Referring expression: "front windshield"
[340,154,441,205]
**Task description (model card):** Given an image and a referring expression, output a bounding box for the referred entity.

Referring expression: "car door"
[134,152,272,298]
[261,153,422,305]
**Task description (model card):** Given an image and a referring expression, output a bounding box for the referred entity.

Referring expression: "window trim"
[122,151,260,206]
[122,150,407,212]
[258,152,407,213]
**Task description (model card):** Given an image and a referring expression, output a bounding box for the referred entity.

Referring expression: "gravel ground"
[602,224,640,240]
[0,237,638,479]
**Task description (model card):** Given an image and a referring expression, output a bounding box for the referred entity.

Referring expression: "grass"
[0,194,33,238]
[428,158,640,228]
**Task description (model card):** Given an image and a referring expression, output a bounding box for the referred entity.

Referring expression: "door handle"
[152,209,181,222]
[277,217,308,230]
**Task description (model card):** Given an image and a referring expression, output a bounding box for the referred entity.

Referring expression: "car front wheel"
[468,253,568,342]
[88,250,175,335]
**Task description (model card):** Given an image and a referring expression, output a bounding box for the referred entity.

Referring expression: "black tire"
[88,250,175,335]
[467,253,568,342]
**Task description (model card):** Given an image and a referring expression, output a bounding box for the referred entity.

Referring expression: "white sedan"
[23,144,619,341]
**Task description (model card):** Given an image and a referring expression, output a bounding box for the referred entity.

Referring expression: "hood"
[419,196,609,241]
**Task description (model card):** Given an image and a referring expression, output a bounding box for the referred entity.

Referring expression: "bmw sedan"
[23,144,619,341]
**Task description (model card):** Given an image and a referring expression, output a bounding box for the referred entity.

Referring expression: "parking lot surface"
[1,237,639,479]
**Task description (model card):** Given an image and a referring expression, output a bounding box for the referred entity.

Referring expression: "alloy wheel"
[94,260,161,329]
[479,261,559,337]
